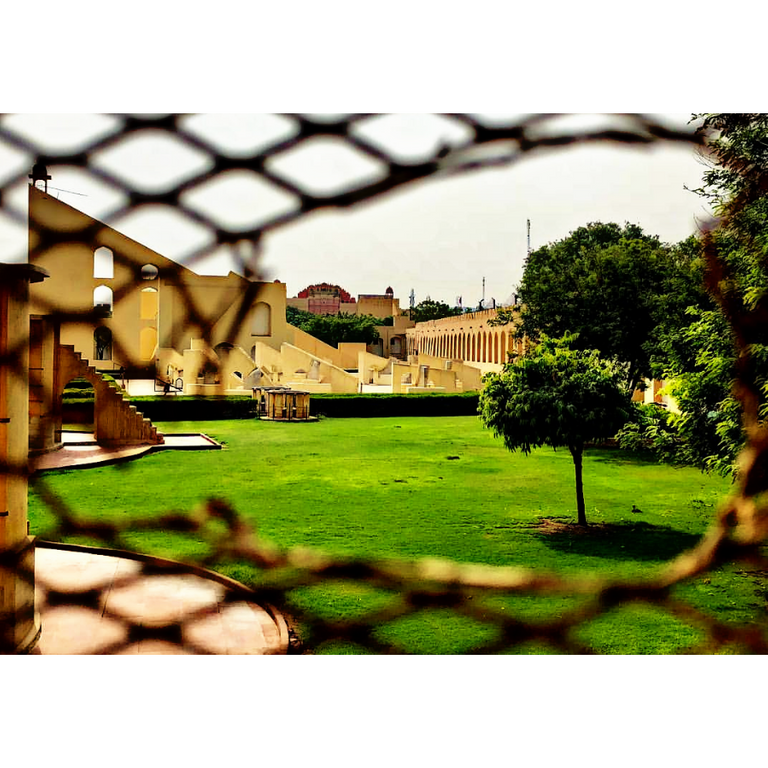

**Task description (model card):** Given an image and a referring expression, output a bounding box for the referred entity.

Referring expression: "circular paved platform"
[31,432,221,473]
[33,546,289,655]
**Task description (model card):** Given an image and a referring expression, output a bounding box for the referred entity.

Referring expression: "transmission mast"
[527,218,531,259]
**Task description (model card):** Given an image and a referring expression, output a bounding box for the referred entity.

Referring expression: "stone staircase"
[60,346,163,446]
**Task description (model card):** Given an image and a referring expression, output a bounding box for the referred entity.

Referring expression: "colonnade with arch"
[406,320,525,365]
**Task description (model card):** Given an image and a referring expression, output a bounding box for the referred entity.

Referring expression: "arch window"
[93,285,113,311]
[94,327,112,361]
[140,287,158,320]
[93,247,113,279]
[251,302,271,336]
[141,264,159,280]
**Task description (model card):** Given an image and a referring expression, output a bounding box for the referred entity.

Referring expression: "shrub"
[125,393,480,420]
[311,392,480,418]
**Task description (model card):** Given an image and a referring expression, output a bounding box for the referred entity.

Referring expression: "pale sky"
[0,113,711,309]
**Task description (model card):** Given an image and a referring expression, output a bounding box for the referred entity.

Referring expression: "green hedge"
[119,393,480,421]
[311,392,480,418]
[130,396,257,421]
[62,403,94,423]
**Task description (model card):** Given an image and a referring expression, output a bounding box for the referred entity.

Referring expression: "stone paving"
[31,431,221,473]
[34,546,288,654]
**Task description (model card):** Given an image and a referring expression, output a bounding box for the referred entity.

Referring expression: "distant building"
[288,284,401,319]
[288,284,410,359]
[291,283,357,315]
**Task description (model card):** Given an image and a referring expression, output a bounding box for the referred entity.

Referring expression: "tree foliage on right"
[623,115,768,476]
[479,334,631,526]
[516,222,709,395]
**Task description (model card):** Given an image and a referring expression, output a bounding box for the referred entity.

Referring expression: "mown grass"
[28,416,765,653]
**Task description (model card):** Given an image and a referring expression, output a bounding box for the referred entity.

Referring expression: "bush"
[130,396,257,421]
[124,393,480,420]
[311,392,480,418]
[615,403,680,461]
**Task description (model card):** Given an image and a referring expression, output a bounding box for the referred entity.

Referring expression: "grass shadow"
[585,448,668,467]
[535,519,702,562]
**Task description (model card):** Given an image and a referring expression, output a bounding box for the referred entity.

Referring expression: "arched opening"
[93,285,113,311]
[141,264,159,280]
[94,327,112,361]
[140,287,158,320]
[251,302,271,336]
[139,327,157,361]
[93,247,113,279]
[63,377,94,431]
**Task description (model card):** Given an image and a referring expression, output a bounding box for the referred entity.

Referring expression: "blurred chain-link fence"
[3,113,768,654]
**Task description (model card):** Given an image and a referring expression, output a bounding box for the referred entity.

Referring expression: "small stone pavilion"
[252,387,313,422]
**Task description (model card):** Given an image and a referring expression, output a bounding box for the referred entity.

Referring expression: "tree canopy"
[408,299,462,324]
[614,115,768,477]
[479,334,631,525]
[646,115,768,475]
[516,222,709,394]
[286,306,385,347]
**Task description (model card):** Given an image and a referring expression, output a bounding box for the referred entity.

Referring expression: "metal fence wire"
[2,113,768,654]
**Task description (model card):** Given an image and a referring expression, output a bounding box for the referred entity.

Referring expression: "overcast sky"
[0,113,711,309]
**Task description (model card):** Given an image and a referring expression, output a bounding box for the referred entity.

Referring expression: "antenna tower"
[527,218,531,258]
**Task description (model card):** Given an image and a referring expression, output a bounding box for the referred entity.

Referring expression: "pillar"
[0,263,48,653]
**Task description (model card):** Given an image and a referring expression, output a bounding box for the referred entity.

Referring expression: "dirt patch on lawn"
[536,517,613,535]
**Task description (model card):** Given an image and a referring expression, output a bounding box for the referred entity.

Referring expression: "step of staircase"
[60,346,162,447]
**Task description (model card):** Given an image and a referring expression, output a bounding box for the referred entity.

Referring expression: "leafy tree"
[286,306,384,347]
[408,299,462,323]
[487,306,519,327]
[693,113,768,212]
[516,222,708,394]
[645,114,768,475]
[618,115,768,477]
[644,306,744,475]
[615,403,680,463]
[479,334,631,525]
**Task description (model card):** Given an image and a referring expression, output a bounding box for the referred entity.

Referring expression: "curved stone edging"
[35,539,290,654]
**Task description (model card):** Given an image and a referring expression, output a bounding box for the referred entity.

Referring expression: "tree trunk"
[569,443,587,526]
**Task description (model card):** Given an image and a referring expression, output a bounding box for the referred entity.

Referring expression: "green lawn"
[28,416,766,653]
